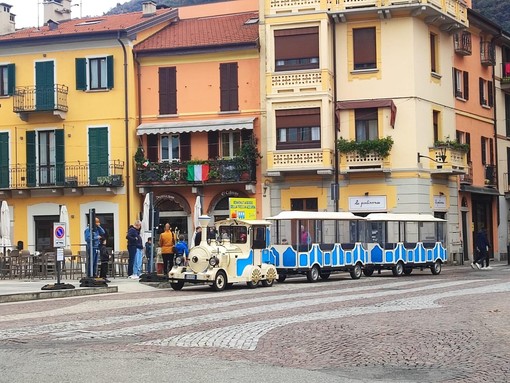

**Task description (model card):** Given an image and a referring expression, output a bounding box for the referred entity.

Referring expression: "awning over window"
[459,185,501,196]
[136,117,255,136]
[336,99,397,128]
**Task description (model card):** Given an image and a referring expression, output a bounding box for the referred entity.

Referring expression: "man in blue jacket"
[84,217,106,277]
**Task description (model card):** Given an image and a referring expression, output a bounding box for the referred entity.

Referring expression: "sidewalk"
[0,276,158,304]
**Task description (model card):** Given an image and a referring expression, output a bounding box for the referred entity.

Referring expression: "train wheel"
[392,261,404,277]
[403,267,413,275]
[261,278,274,287]
[350,263,362,280]
[431,260,442,275]
[363,267,375,277]
[319,272,331,280]
[262,267,277,287]
[306,265,320,283]
[277,275,287,283]
[170,281,185,291]
[212,270,227,291]
[247,281,259,288]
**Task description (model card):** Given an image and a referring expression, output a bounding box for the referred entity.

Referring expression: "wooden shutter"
[75,58,87,90]
[479,77,484,105]
[26,131,36,187]
[147,135,159,162]
[55,129,65,185]
[106,55,114,89]
[0,132,9,188]
[158,67,177,115]
[353,28,376,69]
[88,128,109,185]
[463,71,469,100]
[488,81,493,107]
[180,133,191,161]
[7,64,15,96]
[208,131,219,160]
[220,63,238,112]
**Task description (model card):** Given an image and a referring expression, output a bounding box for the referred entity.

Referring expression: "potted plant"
[434,136,469,152]
[235,140,262,180]
[337,136,394,158]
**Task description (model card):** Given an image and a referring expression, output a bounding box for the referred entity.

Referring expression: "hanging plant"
[337,136,394,158]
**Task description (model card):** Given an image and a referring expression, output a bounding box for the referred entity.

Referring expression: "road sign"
[54,222,66,248]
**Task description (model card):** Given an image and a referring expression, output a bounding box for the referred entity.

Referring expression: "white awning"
[136,117,255,135]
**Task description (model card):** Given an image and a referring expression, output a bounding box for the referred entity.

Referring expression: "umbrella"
[141,193,151,244]
[0,201,11,248]
[59,205,71,249]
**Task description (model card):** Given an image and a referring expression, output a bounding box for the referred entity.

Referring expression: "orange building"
[133,5,261,239]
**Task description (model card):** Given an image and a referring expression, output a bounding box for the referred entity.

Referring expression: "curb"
[0,285,118,304]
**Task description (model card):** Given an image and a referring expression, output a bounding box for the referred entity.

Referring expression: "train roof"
[266,211,364,221]
[215,218,272,226]
[365,213,446,222]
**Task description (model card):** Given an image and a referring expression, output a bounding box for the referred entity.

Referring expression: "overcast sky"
[8,0,122,29]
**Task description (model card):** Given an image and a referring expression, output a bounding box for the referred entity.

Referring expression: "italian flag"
[187,164,210,181]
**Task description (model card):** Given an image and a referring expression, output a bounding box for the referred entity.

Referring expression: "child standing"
[174,234,189,265]
[145,237,154,273]
[99,238,110,282]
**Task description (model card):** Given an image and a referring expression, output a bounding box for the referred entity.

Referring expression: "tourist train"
[167,211,447,290]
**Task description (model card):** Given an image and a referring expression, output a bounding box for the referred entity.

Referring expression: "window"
[75,56,114,91]
[355,108,378,141]
[26,130,65,187]
[479,78,493,107]
[274,27,319,71]
[453,68,469,100]
[457,130,471,162]
[276,108,321,150]
[430,33,438,73]
[0,64,14,96]
[353,27,376,70]
[481,137,487,165]
[220,131,241,158]
[159,67,177,115]
[161,134,180,162]
[505,94,510,137]
[220,63,238,112]
[433,110,440,143]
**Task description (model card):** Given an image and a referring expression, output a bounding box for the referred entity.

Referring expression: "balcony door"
[0,132,8,188]
[26,130,64,187]
[35,61,55,111]
[88,127,109,185]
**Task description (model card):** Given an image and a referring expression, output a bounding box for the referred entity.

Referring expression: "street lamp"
[417,147,447,163]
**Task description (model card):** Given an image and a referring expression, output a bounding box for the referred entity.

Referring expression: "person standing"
[300,224,311,251]
[194,226,202,247]
[159,223,176,274]
[145,237,154,273]
[472,227,491,270]
[175,234,190,265]
[126,219,142,279]
[99,237,110,282]
[84,217,106,277]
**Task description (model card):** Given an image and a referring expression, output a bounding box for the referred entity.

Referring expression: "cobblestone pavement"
[1,264,510,382]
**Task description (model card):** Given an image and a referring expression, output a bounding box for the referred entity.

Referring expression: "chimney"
[43,0,72,24]
[0,3,15,35]
[142,1,157,17]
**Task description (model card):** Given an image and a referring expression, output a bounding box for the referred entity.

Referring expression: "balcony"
[135,158,256,187]
[459,161,472,185]
[480,41,496,66]
[485,164,496,187]
[266,149,334,175]
[420,147,467,175]
[501,62,510,91]
[268,69,333,96]
[13,84,68,120]
[268,0,468,28]
[453,31,471,56]
[0,160,124,192]
[339,152,391,174]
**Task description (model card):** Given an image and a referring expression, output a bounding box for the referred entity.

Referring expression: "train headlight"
[209,256,219,267]
[174,255,184,266]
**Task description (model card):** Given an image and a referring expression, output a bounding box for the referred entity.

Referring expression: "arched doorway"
[154,194,191,241]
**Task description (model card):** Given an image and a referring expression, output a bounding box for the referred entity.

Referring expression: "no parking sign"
[54,222,66,248]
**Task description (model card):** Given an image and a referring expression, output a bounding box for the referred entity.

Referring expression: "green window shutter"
[75,58,86,90]
[106,55,114,89]
[26,131,36,187]
[88,128,109,185]
[0,132,9,188]
[55,129,65,185]
[7,64,15,96]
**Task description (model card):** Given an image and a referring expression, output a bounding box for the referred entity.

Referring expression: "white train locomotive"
[168,215,278,291]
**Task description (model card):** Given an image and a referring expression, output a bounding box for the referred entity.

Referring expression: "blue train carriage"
[168,215,278,291]
[363,213,447,277]
[266,211,367,282]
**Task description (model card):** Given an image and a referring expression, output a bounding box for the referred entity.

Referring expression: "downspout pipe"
[331,15,339,213]
[117,32,131,223]
[491,34,501,227]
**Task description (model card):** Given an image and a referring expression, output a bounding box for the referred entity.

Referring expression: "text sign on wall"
[349,196,387,212]
[434,195,447,210]
[229,198,256,220]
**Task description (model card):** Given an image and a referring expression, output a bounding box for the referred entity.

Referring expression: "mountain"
[472,0,510,33]
[106,0,223,14]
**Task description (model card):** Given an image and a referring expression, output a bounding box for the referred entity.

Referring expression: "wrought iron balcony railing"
[485,164,496,187]
[480,41,496,66]
[0,160,124,189]
[459,161,473,185]
[135,158,256,187]
[13,84,68,113]
[453,31,471,56]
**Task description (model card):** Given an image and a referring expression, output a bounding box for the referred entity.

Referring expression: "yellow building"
[0,1,177,254]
